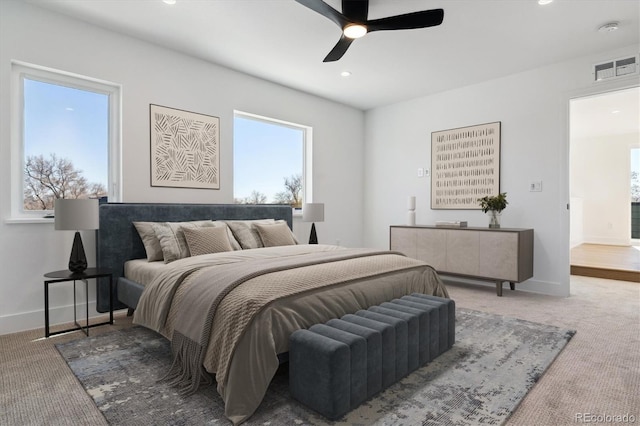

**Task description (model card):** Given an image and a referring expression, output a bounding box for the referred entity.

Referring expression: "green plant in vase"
[478,192,508,228]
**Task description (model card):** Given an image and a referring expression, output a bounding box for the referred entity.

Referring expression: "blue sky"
[233,116,303,202]
[24,78,109,186]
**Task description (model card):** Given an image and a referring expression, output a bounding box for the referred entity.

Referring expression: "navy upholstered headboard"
[95,202,293,313]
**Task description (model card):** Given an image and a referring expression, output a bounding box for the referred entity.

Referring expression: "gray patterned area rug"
[56,308,575,425]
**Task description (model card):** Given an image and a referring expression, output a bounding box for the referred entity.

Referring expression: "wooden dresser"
[390,225,534,296]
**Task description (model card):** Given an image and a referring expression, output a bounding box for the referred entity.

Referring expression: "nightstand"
[43,267,113,338]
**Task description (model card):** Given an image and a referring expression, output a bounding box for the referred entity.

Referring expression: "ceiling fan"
[295,0,444,62]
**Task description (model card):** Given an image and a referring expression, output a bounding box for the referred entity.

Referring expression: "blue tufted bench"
[289,294,455,420]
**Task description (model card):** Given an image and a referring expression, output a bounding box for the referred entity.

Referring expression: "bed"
[96,202,449,425]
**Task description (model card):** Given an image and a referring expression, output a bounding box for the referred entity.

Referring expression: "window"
[10,61,121,219]
[233,111,312,208]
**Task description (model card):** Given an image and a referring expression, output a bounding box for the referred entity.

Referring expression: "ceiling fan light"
[343,24,367,39]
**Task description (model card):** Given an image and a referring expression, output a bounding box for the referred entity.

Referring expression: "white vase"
[407,210,416,226]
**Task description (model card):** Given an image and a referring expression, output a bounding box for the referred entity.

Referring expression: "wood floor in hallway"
[570,243,640,282]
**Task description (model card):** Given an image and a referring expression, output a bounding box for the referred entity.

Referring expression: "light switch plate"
[530,181,542,192]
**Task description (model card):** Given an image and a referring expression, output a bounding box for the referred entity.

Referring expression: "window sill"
[5,217,54,224]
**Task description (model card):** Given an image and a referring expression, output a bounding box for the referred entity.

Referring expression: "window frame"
[9,61,122,221]
[233,110,313,210]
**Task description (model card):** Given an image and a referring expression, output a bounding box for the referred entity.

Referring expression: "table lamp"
[54,198,99,273]
[302,203,324,244]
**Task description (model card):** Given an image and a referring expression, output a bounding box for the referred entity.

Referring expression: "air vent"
[593,55,639,82]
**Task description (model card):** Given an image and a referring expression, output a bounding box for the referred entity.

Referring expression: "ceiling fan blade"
[323,35,355,62]
[294,0,349,28]
[342,0,368,22]
[367,9,444,32]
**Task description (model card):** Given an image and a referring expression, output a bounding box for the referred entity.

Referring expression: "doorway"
[569,86,640,282]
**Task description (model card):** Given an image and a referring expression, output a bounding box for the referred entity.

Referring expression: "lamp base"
[309,223,318,245]
[68,231,88,273]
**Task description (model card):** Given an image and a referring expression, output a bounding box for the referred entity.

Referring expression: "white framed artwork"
[150,104,220,189]
[431,121,501,209]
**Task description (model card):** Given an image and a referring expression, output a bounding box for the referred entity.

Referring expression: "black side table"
[44,267,113,338]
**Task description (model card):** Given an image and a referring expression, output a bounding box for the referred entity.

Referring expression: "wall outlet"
[425,168,430,177]
[529,181,542,192]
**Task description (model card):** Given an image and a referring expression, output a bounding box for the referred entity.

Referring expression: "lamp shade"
[54,198,99,231]
[302,203,324,223]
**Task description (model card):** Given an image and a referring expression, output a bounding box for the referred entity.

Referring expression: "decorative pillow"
[183,226,233,256]
[133,222,164,262]
[152,220,215,263]
[254,222,297,247]
[210,221,242,251]
[225,219,276,249]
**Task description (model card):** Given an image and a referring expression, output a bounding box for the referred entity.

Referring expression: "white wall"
[0,0,364,335]
[363,44,640,297]
[571,133,638,246]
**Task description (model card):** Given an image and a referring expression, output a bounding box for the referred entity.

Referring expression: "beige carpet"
[1,275,638,425]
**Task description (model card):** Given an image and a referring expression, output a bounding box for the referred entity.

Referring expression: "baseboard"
[0,300,116,336]
[582,237,631,246]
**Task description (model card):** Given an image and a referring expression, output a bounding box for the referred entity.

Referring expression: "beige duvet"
[133,244,449,424]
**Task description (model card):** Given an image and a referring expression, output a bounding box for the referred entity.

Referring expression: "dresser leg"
[496,281,503,297]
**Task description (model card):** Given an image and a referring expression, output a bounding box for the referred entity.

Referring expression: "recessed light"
[538,0,553,5]
[611,110,621,114]
[163,0,176,5]
[340,71,352,77]
[598,22,619,33]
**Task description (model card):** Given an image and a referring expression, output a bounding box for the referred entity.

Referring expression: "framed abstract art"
[150,104,220,189]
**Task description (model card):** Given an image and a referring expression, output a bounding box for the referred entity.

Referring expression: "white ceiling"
[27,0,639,111]
[571,86,640,140]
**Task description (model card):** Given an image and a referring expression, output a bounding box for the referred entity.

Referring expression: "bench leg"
[509,282,515,291]
[496,281,503,297]
[127,308,134,317]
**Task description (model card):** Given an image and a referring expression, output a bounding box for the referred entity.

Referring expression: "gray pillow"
[254,221,297,247]
[211,221,242,251]
[225,219,276,249]
[152,220,215,263]
[183,226,233,256]
[133,221,164,262]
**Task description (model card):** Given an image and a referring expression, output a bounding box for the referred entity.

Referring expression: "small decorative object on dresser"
[407,196,416,226]
[478,192,508,228]
[435,221,468,228]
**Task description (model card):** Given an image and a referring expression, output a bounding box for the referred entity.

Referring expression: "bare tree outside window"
[235,190,268,205]
[24,153,106,210]
[274,174,302,208]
